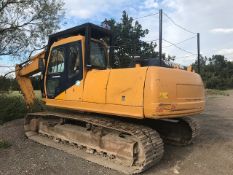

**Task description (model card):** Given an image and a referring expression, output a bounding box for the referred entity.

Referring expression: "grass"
[0,139,11,149]
[0,91,44,125]
[206,89,230,96]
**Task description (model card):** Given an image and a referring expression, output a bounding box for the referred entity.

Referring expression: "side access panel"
[83,69,110,103]
[106,67,148,107]
[55,80,84,101]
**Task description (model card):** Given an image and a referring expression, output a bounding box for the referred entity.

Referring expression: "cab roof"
[49,23,112,43]
[45,23,113,66]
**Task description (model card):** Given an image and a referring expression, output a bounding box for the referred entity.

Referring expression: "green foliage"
[0,76,12,92]
[0,139,11,149]
[0,76,19,92]
[0,76,40,92]
[0,93,44,125]
[0,94,27,124]
[193,55,233,90]
[0,0,64,59]
[101,11,174,68]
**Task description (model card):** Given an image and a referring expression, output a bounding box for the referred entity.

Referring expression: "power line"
[163,12,196,35]
[133,12,159,20]
[174,51,233,61]
[163,35,196,48]
[175,54,197,59]
[163,39,197,55]
[0,65,14,68]
[143,38,159,43]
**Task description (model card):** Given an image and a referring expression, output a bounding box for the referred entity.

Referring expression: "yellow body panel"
[46,98,144,118]
[83,69,110,103]
[106,67,147,106]
[144,67,205,118]
[65,82,84,101]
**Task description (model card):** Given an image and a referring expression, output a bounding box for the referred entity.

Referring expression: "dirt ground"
[0,91,233,175]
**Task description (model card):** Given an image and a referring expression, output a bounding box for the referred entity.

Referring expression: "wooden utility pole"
[159,9,163,66]
[197,33,200,73]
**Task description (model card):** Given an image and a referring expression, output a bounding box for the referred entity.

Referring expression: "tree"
[0,76,19,92]
[192,55,208,74]
[0,0,64,60]
[102,11,172,68]
[0,76,11,92]
[193,55,233,89]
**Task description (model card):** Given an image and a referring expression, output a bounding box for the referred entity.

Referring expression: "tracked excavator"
[15,23,205,174]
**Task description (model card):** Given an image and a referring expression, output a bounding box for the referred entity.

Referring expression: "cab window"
[90,41,107,69]
[68,42,81,78]
[48,47,65,74]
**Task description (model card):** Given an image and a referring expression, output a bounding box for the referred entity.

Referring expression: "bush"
[0,95,27,124]
[0,94,44,124]
[193,55,233,90]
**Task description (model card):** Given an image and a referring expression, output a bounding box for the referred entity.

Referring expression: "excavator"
[15,23,205,174]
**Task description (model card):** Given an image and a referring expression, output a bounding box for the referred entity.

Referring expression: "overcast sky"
[1,0,233,75]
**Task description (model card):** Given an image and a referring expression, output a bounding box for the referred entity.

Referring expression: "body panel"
[144,67,205,119]
[45,98,144,118]
[106,67,147,106]
[55,83,84,101]
[83,69,110,103]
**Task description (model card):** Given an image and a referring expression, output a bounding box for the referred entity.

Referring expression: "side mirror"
[38,58,45,72]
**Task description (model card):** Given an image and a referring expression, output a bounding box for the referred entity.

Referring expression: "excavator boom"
[15,51,45,107]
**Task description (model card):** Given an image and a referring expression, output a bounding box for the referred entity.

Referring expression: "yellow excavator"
[15,23,205,174]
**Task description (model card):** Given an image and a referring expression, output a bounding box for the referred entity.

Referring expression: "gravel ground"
[0,91,233,175]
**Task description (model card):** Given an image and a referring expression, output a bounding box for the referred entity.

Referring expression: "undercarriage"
[24,111,199,174]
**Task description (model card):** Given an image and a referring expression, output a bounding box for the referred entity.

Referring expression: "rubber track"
[26,112,164,174]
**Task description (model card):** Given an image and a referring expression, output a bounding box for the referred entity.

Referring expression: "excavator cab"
[42,23,112,99]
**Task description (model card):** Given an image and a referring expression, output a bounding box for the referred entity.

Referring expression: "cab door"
[63,41,83,101]
[46,46,66,99]
[45,40,83,100]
